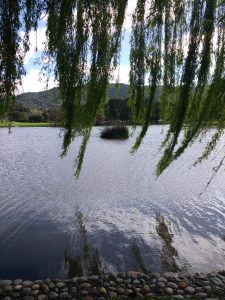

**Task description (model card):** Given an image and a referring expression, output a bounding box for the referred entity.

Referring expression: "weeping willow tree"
[0,0,224,177]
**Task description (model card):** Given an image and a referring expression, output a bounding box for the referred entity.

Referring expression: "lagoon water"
[0,126,225,279]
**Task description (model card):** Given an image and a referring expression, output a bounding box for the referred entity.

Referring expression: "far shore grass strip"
[0,121,57,127]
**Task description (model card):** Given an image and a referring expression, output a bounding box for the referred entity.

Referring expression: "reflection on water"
[0,126,225,279]
[130,242,149,274]
[64,210,102,277]
[156,213,180,272]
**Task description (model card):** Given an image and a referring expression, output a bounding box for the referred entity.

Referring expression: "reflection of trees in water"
[130,242,149,273]
[155,213,180,272]
[64,210,102,277]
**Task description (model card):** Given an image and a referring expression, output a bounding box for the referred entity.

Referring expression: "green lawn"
[0,121,57,127]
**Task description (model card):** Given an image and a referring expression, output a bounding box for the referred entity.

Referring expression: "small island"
[100,126,129,140]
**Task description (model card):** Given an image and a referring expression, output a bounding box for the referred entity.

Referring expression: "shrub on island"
[100,126,129,140]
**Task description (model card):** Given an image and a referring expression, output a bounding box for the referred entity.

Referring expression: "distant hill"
[16,84,130,110]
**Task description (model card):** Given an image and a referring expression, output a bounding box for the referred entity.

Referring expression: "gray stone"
[0,280,12,288]
[177,289,184,295]
[146,293,156,297]
[117,287,125,294]
[100,275,109,281]
[13,279,22,285]
[56,282,65,289]
[45,279,51,284]
[182,278,190,285]
[167,282,178,289]
[49,282,55,289]
[210,277,222,286]
[195,293,208,298]
[116,278,123,283]
[81,283,91,289]
[23,281,34,287]
[125,289,133,295]
[14,285,23,291]
[156,281,165,288]
[157,277,167,283]
[81,290,88,296]
[59,292,69,299]
[198,274,207,280]
[37,295,48,300]
[109,291,117,298]
[49,291,59,299]
[35,280,43,285]
[203,285,212,292]
[165,287,173,295]
[202,280,210,285]
[178,281,187,289]
[184,286,195,294]
[88,275,99,281]
[218,274,225,281]
[133,279,140,285]
[136,293,144,298]
[173,296,184,299]
[139,274,150,281]
[124,279,131,284]
[99,287,106,295]
[32,284,40,290]
[163,272,178,279]
[196,287,204,292]
[151,273,161,278]
[31,290,39,296]
[142,284,150,293]
[41,283,49,293]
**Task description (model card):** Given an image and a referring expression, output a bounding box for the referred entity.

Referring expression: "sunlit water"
[0,126,225,279]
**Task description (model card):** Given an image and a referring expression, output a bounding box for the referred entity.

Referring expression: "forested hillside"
[16,84,130,110]
[13,84,160,124]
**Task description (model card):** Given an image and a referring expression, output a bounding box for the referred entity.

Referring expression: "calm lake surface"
[0,126,225,279]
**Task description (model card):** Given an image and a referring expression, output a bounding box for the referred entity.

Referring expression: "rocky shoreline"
[1,271,225,300]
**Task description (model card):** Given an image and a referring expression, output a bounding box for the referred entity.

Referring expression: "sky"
[19,1,137,94]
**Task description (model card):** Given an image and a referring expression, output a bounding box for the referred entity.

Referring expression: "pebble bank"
[1,271,225,300]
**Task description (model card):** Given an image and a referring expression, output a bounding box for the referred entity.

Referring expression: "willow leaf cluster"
[130,0,225,175]
[0,0,224,176]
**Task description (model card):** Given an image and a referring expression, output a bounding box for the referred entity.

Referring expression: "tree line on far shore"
[10,98,160,125]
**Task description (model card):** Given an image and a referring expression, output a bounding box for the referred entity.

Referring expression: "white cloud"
[18,68,57,94]
[123,0,137,31]
[111,65,130,84]
[23,27,47,65]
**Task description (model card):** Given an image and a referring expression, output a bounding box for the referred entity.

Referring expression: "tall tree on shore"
[0,0,224,176]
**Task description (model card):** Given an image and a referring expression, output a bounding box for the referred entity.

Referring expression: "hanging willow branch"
[0,0,224,176]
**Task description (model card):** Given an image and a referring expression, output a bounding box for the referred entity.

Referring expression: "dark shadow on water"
[155,212,180,272]
[64,210,102,277]
[155,212,189,272]
[130,241,149,273]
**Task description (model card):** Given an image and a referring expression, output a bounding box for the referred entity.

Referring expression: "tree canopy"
[0,0,224,176]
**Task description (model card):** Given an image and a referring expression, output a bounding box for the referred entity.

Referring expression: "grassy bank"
[0,121,57,127]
